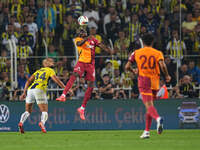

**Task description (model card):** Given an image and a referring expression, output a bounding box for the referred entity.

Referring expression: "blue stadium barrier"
[0,99,199,131]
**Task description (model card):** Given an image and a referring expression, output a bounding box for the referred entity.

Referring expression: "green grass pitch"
[0,130,200,150]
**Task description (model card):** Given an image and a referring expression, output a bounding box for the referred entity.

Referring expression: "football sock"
[145,113,152,131]
[20,111,30,124]
[147,106,159,120]
[41,112,48,125]
[63,75,76,95]
[81,87,93,108]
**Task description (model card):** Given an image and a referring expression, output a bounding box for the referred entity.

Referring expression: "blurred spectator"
[19,58,30,74]
[147,0,161,15]
[111,63,127,100]
[17,64,30,90]
[103,7,121,35]
[175,75,198,98]
[157,78,169,99]
[160,19,172,52]
[19,25,34,49]
[59,69,70,85]
[99,74,114,99]
[127,0,143,14]
[10,0,22,22]
[37,0,56,32]
[19,6,30,24]
[65,0,82,18]
[193,24,200,55]
[6,15,21,31]
[114,30,130,66]
[73,78,87,99]
[114,0,126,21]
[182,13,198,33]
[0,2,3,32]
[28,0,38,19]
[62,57,72,71]
[166,29,187,67]
[105,12,121,43]
[47,44,58,61]
[16,37,33,59]
[101,60,113,78]
[188,60,200,84]
[1,24,18,50]
[83,4,100,30]
[24,14,38,48]
[1,6,9,32]
[164,56,177,87]
[0,72,10,100]
[142,11,160,35]
[192,8,200,22]
[182,13,197,54]
[179,64,189,80]
[55,59,64,76]
[61,14,78,56]
[52,0,64,45]
[0,50,8,72]
[126,14,141,43]
[111,63,122,88]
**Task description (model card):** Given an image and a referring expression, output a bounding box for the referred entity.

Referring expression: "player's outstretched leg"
[18,111,30,134]
[39,112,48,133]
[77,87,93,120]
[56,74,76,102]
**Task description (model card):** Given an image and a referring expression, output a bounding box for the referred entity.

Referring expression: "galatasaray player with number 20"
[125,33,171,139]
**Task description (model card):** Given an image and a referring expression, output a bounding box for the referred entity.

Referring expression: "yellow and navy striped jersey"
[29,67,56,91]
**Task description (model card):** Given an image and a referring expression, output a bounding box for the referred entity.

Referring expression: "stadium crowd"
[0,0,200,100]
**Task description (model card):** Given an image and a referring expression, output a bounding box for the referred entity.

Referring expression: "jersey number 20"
[140,55,156,69]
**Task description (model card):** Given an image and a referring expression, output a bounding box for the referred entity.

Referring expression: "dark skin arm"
[98,43,114,55]
[77,35,114,54]
[20,75,35,100]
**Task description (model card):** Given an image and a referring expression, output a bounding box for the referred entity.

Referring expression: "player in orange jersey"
[125,33,171,139]
[56,28,113,120]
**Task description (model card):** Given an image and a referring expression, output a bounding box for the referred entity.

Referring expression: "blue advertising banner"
[0,99,200,132]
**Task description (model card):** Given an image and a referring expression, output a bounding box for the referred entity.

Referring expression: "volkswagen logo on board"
[0,104,10,123]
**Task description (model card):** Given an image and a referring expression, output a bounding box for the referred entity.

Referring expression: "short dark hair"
[142,33,154,46]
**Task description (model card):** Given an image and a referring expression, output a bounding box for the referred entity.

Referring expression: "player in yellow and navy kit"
[18,58,65,133]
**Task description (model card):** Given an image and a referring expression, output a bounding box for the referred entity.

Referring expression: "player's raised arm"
[98,43,114,55]
[20,74,35,100]
[159,60,171,82]
[51,75,65,88]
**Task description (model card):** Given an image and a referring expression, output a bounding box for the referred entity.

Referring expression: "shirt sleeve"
[128,52,136,63]
[49,68,56,77]
[157,51,164,62]
[33,71,37,76]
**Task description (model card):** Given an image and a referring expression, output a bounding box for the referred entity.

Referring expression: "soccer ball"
[78,16,88,26]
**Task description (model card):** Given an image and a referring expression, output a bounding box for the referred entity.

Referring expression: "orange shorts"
[139,87,158,103]
[138,76,158,103]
